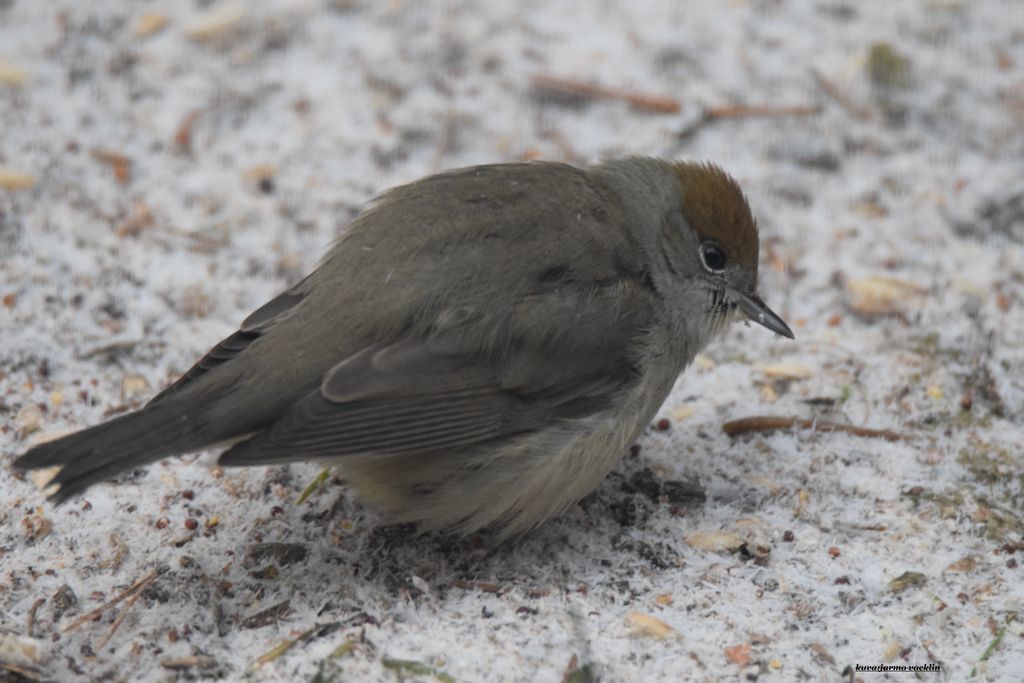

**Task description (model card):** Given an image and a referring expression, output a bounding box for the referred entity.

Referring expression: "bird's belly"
[339,376,671,538]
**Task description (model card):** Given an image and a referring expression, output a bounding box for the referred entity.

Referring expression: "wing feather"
[219,276,657,466]
[148,274,313,404]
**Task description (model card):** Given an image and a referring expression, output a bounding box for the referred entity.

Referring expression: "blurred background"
[1,1,1022,681]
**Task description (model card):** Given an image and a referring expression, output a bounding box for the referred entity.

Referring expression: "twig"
[254,639,295,666]
[62,569,159,633]
[970,615,1014,678]
[95,571,158,649]
[676,103,823,141]
[810,68,872,120]
[252,617,363,666]
[161,226,230,253]
[530,74,681,113]
[0,663,42,682]
[705,104,822,119]
[26,598,45,638]
[382,659,456,683]
[161,655,217,670]
[240,599,291,630]
[76,339,141,360]
[452,579,502,594]
[722,416,912,441]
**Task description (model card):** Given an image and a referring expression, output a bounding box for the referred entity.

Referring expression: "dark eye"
[700,242,728,273]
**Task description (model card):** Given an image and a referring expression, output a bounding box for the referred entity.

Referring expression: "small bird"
[13,157,792,538]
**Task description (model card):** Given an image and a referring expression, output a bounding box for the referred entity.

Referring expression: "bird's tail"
[12,402,213,503]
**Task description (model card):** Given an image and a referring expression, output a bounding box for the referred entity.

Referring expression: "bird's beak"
[733,290,794,339]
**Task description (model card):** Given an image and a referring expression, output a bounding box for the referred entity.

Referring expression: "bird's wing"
[147,273,315,405]
[218,275,658,465]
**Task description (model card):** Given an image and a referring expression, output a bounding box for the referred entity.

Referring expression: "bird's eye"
[700,242,728,273]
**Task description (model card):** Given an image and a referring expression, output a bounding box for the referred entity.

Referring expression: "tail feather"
[13,404,213,503]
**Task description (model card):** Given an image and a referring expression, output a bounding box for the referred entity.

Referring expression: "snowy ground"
[2,1,1023,681]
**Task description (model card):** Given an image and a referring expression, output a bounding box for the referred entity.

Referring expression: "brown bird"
[13,157,792,538]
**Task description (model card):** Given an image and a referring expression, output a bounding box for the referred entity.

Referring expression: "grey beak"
[734,290,794,339]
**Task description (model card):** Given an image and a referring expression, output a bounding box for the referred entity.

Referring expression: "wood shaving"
[945,556,978,573]
[625,612,677,639]
[0,59,29,86]
[14,405,43,436]
[686,529,744,553]
[761,363,812,380]
[186,4,245,42]
[0,167,35,190]
[845,275,927,316]
[135,12,169,38]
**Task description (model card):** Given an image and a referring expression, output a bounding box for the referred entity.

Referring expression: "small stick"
[452,579,502,594]
[253,619,357,666]
[810,68,872,120]
[676,103,822,142]
[254,639,295,666]
[77,339,140,360]
[95,571,157,649]
[970,615,1014,678]
[722,416,912,442]
[162,226,229,252]
[0,663,42,682]
[26,597,46,637]
[705,104,822,119]
[240,599,291,630]
[530,74,681,113]
[62,569,159,633]
[161,656,217,670]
